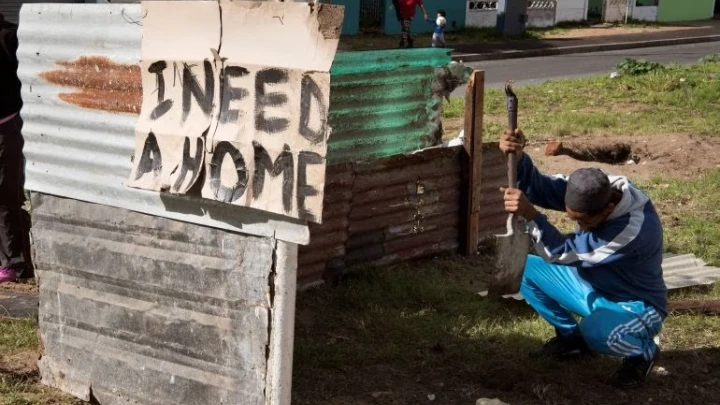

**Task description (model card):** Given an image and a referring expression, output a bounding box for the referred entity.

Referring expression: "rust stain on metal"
[40,56,141,114]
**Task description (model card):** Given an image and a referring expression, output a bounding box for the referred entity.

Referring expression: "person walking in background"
[426,9,447,48]
[393,0,428,48]
[0,13,28,283]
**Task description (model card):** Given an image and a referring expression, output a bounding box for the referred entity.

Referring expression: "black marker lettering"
[172,137,204,193]
[182,60,215,123]
[148,61,173,120]
[209,141,248,203]
[134,132,162,181]
[299,74,327,144]
[296,151,322,222]
[253,141,294,213]
[255,68,289,134]
[219,65,250,124]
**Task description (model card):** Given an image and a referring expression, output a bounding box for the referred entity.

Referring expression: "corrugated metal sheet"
[663,254,720,290]
[297,163,353,286]
[17,4,448,242]
[480,253,720,300]
[327,48,451,164]
[31,193,277,405]
[17,3,309,245]
[298,146,463,286]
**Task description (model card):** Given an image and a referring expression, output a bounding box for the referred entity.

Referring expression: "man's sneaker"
[610,350,659,388]
[0,268,17,283]
[530,332,593,359]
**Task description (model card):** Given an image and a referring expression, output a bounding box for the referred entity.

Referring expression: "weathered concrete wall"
[31,193,295,405]
[466,1,498,28]
[556,0,587,23]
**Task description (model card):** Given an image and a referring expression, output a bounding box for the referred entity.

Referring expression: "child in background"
[427,10,447,48]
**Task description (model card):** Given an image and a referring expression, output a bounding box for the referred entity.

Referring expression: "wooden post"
[463,70,485,255]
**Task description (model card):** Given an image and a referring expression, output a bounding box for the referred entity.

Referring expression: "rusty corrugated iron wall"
[298,143,510,287]
[477,143,507,239]
[298,146,464,286]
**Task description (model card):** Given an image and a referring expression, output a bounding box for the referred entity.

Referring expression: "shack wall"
[297,143,507,287]
[32,193,297,405]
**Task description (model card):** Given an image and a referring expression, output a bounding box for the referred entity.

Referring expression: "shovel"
[488,82,530,297]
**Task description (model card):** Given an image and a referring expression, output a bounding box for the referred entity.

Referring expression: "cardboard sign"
[127,1,343,223]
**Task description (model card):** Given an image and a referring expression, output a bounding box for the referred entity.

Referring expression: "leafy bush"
[615,58,664,76]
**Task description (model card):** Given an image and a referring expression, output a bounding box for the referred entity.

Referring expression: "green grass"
[0,319,36,356]
[293,255,720,405]
[646,170,720,267]
[292,168,720,404]
[443,60,720,140]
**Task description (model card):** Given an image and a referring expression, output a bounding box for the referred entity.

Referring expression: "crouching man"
[500,128,667,388]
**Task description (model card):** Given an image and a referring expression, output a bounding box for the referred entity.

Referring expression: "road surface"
[450,41,720,97]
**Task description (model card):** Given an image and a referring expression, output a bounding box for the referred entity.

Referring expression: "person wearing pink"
[393,0,428,48]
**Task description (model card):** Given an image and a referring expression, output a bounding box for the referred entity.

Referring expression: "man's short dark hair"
[437,10,446,17]
[565,168,612,214]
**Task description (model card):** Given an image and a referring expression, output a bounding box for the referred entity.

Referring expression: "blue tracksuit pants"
[521,255,663,360]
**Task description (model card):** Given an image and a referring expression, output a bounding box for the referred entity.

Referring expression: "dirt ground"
[543,23,709,39]
[0,279,37,294]
[1,350,38,377]
[526,134,720,181]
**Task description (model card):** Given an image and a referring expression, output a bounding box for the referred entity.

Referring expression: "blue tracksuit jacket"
[517,154,668,317]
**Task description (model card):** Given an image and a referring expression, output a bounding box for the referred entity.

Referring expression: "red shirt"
[398,0,423,19]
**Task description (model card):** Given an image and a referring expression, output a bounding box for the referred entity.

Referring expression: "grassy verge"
[443,60,720,140]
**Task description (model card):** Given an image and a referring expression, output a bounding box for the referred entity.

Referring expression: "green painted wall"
[325,0,360,35]
[658,0,715,22]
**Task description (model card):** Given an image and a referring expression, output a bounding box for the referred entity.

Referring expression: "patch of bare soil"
[528,134,720,181]
[544,24,705,39]
[0,279,38,294]
[0,350,38,376]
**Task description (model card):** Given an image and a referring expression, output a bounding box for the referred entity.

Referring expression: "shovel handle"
[505,82,518,188]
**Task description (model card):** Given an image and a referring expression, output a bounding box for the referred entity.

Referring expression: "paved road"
[450,41,720,97]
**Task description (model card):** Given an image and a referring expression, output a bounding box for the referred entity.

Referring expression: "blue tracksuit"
[517,154,667,360]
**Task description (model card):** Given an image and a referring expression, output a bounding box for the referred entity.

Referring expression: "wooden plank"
[463,71,485,255]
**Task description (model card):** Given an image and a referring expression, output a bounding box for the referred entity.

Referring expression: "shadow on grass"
[292,259,720,405]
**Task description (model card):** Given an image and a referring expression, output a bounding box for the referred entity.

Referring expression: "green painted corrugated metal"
[327,48,452,164]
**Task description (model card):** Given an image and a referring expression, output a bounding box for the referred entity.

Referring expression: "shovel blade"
[490,224,530,297]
